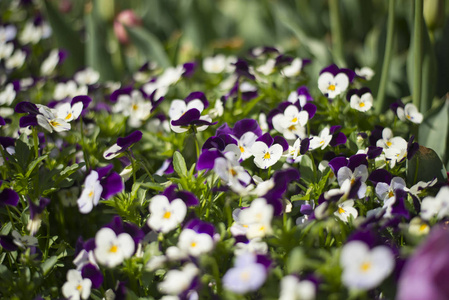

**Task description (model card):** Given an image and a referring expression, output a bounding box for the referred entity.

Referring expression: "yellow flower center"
[338,207,346,214]
[65,113,72,120]
[263,152,271,160]
[109,245,118,253]
[239,146,245,153]
[319,140,325,145]
[288,125,296,131]
[360,262,371,272]
[419,224,428,232]
[163,211,171,219]
[49,120,61,127]
[230,168,237,177]
[88,190,94,198]
[190,242,197,248]
[328,84,336,91]
[76,284,83,291]
[359,102,365,107]
[132,104,138,111]
[388,191,394,198]
[386,141,392,147]
[291,117,298,123]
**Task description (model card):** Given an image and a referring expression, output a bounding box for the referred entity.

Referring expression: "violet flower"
[103,130,142,160]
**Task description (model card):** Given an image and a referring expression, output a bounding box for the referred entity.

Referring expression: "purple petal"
[274,136,289,152]
[320,64,340,76]
[346,89,358,102]
[0,137,15,148]
[407,136,419,160]
[71,95,92,109]
[29,197,50,219]
[368,169,392,185]
[328,156,348,175]
[300,204,313,215]
[391,189,410,220]
[255,254,272,270]
[171,109,201,126]
[116,130,142,149]
[19,115,38,128]
[347,154,368,171]
[297,86,313,101]
[266,197,283,216]
[0,188,19,206]
[330,132,347,147]
[256,132,274,147]
[0,235,18,251]
[340,68,356,83]
[0,117,5,126]
[367,146,383,159]
[182,62,197,78]
[185,91,208,109]
[300,138,310,154]
[233,59,256,80]
[177,191,199,207]
[303,103,317,119]
[197,149,223,171]
[241,90,258,101]
[109,86,133,102]
[216,123,233,137]
[82,264,103,288]
[202,136,225,151]
[369,125,384,146]
[185,219,215,237]
[15,101,39,114]
[100,172,124,199]
[346,229,378,248]
[329,125,342,134]
[96,165,113,179]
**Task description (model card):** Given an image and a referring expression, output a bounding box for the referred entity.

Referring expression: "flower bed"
[1,1,449,300]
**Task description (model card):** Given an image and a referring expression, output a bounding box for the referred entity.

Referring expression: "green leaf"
[25,155,48,178]
[407,15,437,113]
[126,26,171,68]
[41,256,58,276]
[85,6,116,81]
[286,247,306,274]
[173,151,188,177]
[43,0,84,75]
[14,139,31,173]
[418,95,449,164]
[406,146,448,185]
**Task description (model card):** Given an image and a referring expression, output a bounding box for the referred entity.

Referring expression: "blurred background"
[8,0,449,105]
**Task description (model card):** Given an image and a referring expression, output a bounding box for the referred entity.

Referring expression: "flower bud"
[424,0,445,31]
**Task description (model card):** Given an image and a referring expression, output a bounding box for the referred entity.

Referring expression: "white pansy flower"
[40,49,60,76]
[36,106,71,133]
[53,80,87,100]
[375,177,406,202]
[5,49,26,69]
[54,102,83,122]
[238,198,274,239]
[420,186,449,220]
[309,127,332,150]
[334,200,358,222]
[0,42,14,60]
[318,72,349,99]
[177,228,214,257]
[337,165,369,199]
[203,54,227,73]
[77,171,103,214]
[408,217,430,236]
[397,103,423,124]
[11,230,38,248]
[213,155,251,188]
[282,58,303,77]
[355,67,375,80]
[62,269,92,300]
[272,105,308,140]
[74,68,100,85]
[0,83,16,106]
[340,241,394,290]
[158,263,198,295]
[251,141,283,169]
[280,275,316,300]
[94,227,135,268]
[257,58,276,75]
[147,195,187,233]
[350,91,373,112]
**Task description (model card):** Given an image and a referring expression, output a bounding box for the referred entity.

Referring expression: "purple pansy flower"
[103,130,142,160]
[318,64,355,99]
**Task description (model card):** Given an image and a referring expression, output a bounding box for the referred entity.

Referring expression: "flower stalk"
[376,0,396,114]
[413,0,423,111]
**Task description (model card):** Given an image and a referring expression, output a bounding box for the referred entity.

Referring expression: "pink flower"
[113,10,142,44]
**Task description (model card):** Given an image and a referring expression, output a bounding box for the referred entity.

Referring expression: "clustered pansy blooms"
[0,2,448,300]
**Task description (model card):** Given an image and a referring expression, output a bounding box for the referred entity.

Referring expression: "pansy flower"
[5,49,27,70]
[222,253,269,294]
[0,182,19,207]
[103,130,142,160]
[158,263,199,296]
[74,68,100,86]
[397,103,423,124]
[250,133,288,169]
[329,154,369,199]
[214,151,252,189]
[112,89,152,127]
[169,91,216,133]
[53,80,88,101]
[77,165,124,213]
[40,49,66,76]
[93,227,134,268]
[347,88,373,112]
[340,240,394,290]
[334,199,358,222]
[271,103,309,140]
[177,219,216,257]
[421,186,449,220]
[36,105,71,133]
[232,198,274,239]
[28,197,51,235]
[318,64,355,99]
[62,269,92,300]
[0,83,16,106]
[279,275,316,300]
[147,194,187,233]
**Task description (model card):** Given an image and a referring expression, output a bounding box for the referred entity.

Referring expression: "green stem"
[32,127,39,159]
[413,0,423,111]
[79,117,91,170]
[376,0,396,114]
[329,0,345,67]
